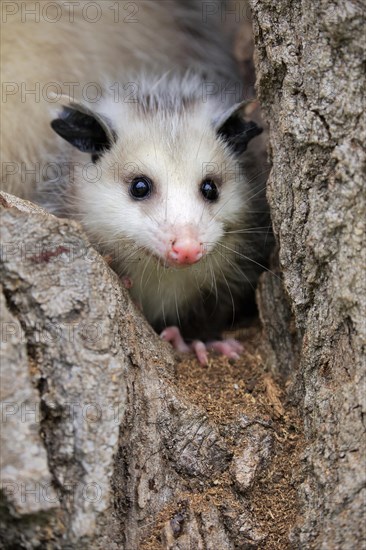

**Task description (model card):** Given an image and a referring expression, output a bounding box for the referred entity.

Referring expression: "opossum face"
[51,100,262,270]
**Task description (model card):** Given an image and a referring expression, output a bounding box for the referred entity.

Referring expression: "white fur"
[1,0,238,198]
[57,75,255,327]
[2,1,266,333]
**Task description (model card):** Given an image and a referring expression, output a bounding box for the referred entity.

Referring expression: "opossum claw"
[161,327,207,364]
[208,339,243,359]
[160,326,190,353]
[161,327,243,365]
[191,340,208,366]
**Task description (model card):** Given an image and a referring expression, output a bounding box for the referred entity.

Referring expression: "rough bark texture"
[1,2,365,548]
[1,192,301,549]
[0,193,176,548]
[250,0,366,547]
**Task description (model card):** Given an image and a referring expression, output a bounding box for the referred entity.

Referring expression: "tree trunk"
[1,1,365,548]
[249,0,366,547]
[1,191,303,549]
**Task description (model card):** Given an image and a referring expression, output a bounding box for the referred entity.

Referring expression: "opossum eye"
[129,176,153,200]
[200,179,219,202]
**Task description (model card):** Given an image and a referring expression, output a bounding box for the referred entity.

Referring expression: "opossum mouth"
[156,253,205,270]
[161,257,203,270]
[135,246,205,270]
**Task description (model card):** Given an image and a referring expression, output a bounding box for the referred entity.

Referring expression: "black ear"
[51,104,115,155]
[216,101,263,155]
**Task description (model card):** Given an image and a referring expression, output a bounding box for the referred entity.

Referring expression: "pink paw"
[160,326,190,353]
[160,326,243,366]
[121,276,133,289]
[207,338,243,361]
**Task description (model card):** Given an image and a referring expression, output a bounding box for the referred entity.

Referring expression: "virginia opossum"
[1,0,271,363]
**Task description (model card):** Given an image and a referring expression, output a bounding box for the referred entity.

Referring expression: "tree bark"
[250,0,366,547]
[0,193,176,548]
[1,1,365,548]
[1,193,297,549]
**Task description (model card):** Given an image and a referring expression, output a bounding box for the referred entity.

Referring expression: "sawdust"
[142,324,304,549]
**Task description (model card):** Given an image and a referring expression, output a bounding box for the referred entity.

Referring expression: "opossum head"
[51,91,262,274]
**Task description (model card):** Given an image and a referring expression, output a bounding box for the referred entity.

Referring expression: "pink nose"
[168,238,203,265]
